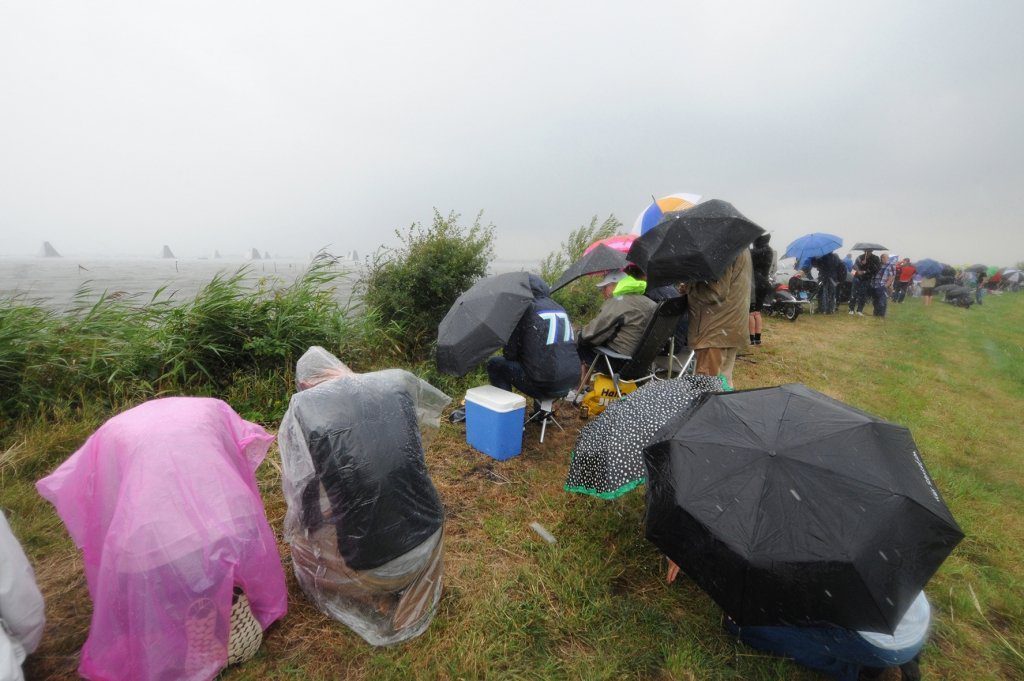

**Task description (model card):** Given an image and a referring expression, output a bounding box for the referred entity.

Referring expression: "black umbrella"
[941,286,971,298]
[851,242,888,251]
[436,272,535,376]
[626,199,765,287]
[966,264,987,274]
[644,383,963,634]
[933,284,959,294]
[550,243,628,293]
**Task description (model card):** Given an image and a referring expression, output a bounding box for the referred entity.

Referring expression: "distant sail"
[247,248,262,260]
[40,241,61,257]
[161,245,176,259]
[214,250,222,259]
[264,250,271,260]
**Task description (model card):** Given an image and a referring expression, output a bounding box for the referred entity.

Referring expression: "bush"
[359,210,495,359]
[539,215,622,322]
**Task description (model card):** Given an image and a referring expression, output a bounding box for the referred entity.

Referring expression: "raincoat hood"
[612,274,647,297]
[527,273,551,298]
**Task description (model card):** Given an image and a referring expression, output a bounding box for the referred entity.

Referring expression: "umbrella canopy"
[551,244,627,293]
[1004,270,1023,284]
[941,285,971,298]
[851,242,888,251]
[782,233,843,263]
[966,263,988,274]
[436,272,535,376]
[584,234,637,255]
[626,199,765,286]
[644,383,963,634]
[631,193,704,235]
[565,375,726,499]
[913,259,943,278]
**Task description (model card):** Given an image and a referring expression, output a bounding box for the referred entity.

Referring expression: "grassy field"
[5,292,1024,680]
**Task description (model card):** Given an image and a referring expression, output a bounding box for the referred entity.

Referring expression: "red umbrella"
[585,234,637,255]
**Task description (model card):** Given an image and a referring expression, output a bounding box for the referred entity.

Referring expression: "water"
[0,257,539,310]
[0,257,357,310]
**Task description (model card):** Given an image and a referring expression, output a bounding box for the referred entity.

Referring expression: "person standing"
[849,250,881,316]
[872,254,896,317]
[748,234,776,345]
[685,249,752,388]
[975,272,987,305]
[814,252,844,314]
[894,259,916,303]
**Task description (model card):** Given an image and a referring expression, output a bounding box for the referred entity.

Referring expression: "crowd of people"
[784,249,1016,317]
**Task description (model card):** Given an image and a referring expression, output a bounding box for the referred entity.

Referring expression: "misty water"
[0,257,539,310]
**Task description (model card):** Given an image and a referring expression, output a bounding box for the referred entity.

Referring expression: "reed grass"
[0,254,400,433]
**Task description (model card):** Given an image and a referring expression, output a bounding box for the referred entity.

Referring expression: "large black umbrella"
[550,243,628,293]
[851,242,888,251]
[644,383,963,634]
[966,264,988,274]
[626,199,765,287]
[436,272,535,376]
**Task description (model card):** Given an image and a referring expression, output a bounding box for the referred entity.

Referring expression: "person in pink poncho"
[36,397,287,681]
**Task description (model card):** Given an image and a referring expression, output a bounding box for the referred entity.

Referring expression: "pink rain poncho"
[36,397,287,681]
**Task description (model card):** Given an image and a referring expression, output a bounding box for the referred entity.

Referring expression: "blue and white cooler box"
[464,386,526,460]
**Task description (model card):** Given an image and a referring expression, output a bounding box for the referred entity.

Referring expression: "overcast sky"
[1,0,1022,265]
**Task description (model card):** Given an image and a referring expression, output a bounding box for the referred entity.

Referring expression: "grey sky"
[2,0,1022,266]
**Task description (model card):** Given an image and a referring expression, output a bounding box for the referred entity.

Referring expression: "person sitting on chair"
[486,274,579,405]
[576,270,657,373]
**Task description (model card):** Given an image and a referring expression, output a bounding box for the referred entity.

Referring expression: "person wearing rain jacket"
[576,271,657,366]
[0,511,45,681]
[278,347,451,647]
[683,249,752,388]
[486,274,579,401]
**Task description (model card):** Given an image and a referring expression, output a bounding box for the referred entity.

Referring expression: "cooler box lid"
[465,386,526,413]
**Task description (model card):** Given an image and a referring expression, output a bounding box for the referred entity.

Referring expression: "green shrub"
[359,210,495,359]
[539,215,622,322]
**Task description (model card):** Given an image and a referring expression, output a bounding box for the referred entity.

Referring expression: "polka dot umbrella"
[565,374,727,499]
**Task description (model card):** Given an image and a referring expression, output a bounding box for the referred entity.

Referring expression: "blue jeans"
[872,285,888,317]
[976,287,985,305]
[728,621,924,681]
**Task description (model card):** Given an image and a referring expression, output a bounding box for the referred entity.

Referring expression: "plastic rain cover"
[35,397,287,681]
[278,347,451,646]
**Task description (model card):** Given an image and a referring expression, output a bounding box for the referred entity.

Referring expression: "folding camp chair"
[578,296,689,399]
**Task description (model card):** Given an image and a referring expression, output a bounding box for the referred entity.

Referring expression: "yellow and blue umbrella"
[631,193,703,235]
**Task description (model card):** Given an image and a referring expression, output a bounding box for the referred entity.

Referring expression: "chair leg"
[681,350,695,375]
[605,355,622,398]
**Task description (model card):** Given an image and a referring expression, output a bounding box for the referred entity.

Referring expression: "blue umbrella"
[914,259,943,278]
[783,233,843,263]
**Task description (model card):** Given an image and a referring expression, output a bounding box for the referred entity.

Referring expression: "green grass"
[4,293,1024,680]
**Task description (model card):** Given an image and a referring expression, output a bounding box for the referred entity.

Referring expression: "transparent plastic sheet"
[279,348,450,646]
[35,398,287,681]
